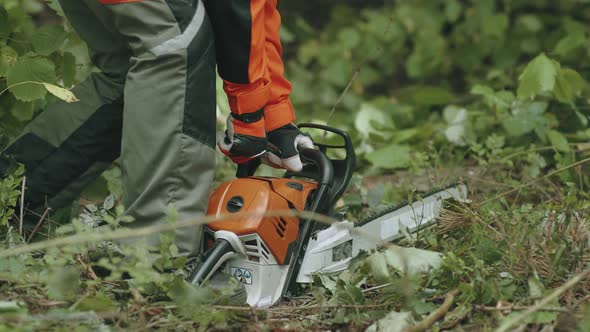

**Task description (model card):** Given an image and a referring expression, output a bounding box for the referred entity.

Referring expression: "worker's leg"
[0,1,129,216]
[92,0,217,255]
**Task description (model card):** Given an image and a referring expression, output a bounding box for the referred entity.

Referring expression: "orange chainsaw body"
[206,177,317,264]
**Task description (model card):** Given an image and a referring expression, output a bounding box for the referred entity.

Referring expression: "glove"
[262,124,314,172]
[218,112,267,164]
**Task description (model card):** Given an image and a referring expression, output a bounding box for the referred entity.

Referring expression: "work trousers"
[0,0,217,255]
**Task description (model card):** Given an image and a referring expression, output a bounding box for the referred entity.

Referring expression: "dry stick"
[325,70,359,122]
[405,289,459,332]
[0,207,404,259]
[19,176,26,236]
[474,305,568,313]
[0,210,337,258]
[0,81,45,97]
[494,266,590,332]
[482,156,590,205]
[27,208,51,243]
[362,282,392,293]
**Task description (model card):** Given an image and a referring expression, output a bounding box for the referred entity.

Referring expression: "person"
[0,0,312,259]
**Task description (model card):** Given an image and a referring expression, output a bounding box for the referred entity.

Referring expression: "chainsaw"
[189,123,467,307]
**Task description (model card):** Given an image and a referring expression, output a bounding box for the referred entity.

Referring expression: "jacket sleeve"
[204,0,295,131]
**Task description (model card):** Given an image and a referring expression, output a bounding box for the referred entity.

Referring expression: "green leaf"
[354,103,394,139]
[338,27,361,49]
[366,144,411,169]
[471,84,514,110]
[0,46,18,78]
[47,266,80,301]
[553,68,585,103]
[518,14,542,32]
[547,130,569,152]
[61,52,76,87]
[445,0,462,22]
[43,83,79,103]
[366,311,415,332]
[517,53,559,100]
[0,7,10,36]
[46,0,65,17]
[73,294,117,312]
[481,14,508,37]
[31,25,67,56]
[410,85,454,106]
[10,100,34,122]
[7,56,56,102]
[366,251,389,283]
[383,247,442,275]
[502,102,548,137]
[413,300,437,315]
[554,33,587,57]
[443,105,467,145]
[0,301,25,313]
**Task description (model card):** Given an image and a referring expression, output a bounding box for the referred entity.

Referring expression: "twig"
[440,305,471,330]
[75,254,99,281]
[495,267,590,332]
[405,289,459,332]
[0,81,45,97]
[474,304,568,313]
[572,293,590,309]
[0,208,402,259]
[19,176,26,236]
[482,157,590,205]
[0,210,345,258]
[326,71,359,122]
[362,282,392,293]
[27,207,51,243]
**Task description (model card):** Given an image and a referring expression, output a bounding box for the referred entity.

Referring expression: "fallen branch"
[405,289,459,332]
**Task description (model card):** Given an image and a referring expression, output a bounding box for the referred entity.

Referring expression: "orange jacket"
[205,0,294,132]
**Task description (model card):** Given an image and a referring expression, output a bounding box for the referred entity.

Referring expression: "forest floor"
[2,158,590,331]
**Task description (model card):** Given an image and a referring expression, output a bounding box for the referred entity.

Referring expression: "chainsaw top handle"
[235,123,356,212]
[296,123,356,208]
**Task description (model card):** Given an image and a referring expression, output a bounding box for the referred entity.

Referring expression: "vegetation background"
[2,0,590,330]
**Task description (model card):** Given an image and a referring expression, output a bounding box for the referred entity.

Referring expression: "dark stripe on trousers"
[7,99,123,209]
[203,0,251,84]
[2,134,56,178]
[165,0,200,32]
[183,11,216,148]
